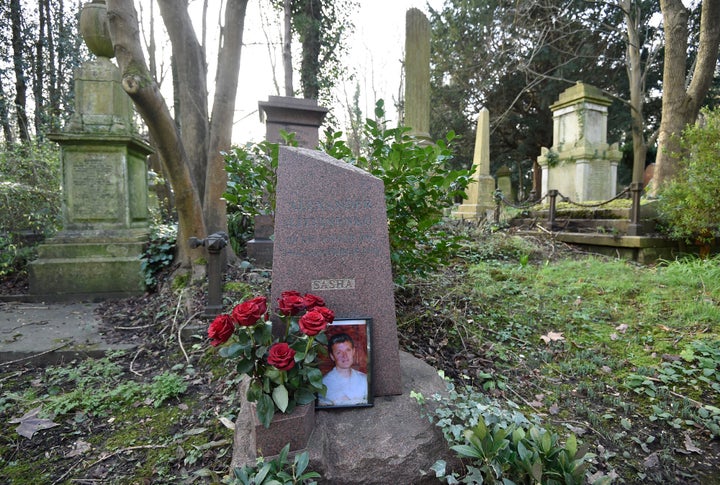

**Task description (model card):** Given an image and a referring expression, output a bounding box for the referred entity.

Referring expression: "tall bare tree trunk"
[10,0,30,143]
[106,0,206,267]
[45,0,60,132]
[35,0,47,138]
[299,0,322,99]
[283,0,293,96]
[205,0,249,243]
[654,0,720,192]
[157,0,210,201]
[621,0,648,184]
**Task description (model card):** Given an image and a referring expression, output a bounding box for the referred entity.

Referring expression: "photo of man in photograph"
[318,332,368,406]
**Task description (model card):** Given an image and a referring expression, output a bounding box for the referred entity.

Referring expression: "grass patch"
[401,234,720,483]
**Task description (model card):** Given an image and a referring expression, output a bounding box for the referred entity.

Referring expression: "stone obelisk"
[453,108,496,220]
[404,8,431,141]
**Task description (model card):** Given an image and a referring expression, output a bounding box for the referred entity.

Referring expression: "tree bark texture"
[205,0,249,240]
[621,0,648,184]
[283,0,293,96]
[655,0,720,191]
[298,0,322,99]
[106,0,207,267]
[10,0,30,143]
[157,0,210,202]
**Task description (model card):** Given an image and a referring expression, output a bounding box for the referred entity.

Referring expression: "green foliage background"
[657,107,720,243]
[224,101,473,282]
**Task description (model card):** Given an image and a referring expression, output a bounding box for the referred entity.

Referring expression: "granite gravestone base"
[270,146,402,397]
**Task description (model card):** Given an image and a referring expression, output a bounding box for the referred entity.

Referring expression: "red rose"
[277,292,305,316]
[267,343,296,371]
[208,314,234,346]
[298,310,328,336]
[231,296,267,326]
[302,293,325,311]
[314,306,335,324]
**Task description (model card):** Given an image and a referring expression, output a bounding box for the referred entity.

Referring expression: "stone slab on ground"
[232,351,458,484]
[0,301,134,365]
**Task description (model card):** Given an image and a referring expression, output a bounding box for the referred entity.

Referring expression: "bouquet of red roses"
[208,290,334,427]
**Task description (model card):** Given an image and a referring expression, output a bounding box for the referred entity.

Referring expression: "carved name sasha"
[310,278,356,291]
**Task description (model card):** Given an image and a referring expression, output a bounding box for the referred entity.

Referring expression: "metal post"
[494,189,502,225]
[547,190,558,231]
[628,182,643,236]
[189,232,229,317]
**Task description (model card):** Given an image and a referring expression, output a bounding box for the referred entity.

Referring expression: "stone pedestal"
[453,175,496,220]
[29,3,153,302]
[537,83,622,202]
[246,214,274,268]
[29,134,152,300]
[496,165,513,202]
[258,96,328,148]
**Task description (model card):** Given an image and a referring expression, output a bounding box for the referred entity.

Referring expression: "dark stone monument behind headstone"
[246,96,329,268]
[270,146,402,397]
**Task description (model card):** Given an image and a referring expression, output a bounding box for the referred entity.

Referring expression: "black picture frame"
[316,318,373,408]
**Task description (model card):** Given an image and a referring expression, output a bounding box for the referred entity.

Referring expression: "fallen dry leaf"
[218,416,235,430]
[540,331,565,344]
[615,323,629,333]
[9,406,59,439]
[66,440,92,458]
[684,432,703,454]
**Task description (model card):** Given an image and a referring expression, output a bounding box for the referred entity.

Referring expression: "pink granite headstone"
[270,146,402,397]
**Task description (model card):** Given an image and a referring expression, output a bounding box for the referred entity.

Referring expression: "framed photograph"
[316,318,373,408]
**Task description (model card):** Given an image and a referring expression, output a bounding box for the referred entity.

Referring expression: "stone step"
[509,217,657,234]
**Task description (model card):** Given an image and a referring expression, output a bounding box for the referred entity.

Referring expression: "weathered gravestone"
[537,82,622,202]
[404,8,431,141]
[28,0,152,301]
[231,148,457,482]
[270,146,402,397]
[247,96,330,268]
[453,107,496,220]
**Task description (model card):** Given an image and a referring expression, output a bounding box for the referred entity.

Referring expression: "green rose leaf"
[306,367,323,387]
[247,380,262,402]
[255,345,268,359]
[257,394,275,428]
[221,343,244,359]
[272,384,289,412]
[236,358,254,375]
[294,387,316,405]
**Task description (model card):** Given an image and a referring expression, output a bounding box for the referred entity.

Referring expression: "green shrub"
[416,379,601,484]
[322,100,473,281]
[141,223,177,290]
[225,443,320,485]
[224,106,472,281]
[223,136,291,254]
[657,107,720,244]
[0,142,61,236]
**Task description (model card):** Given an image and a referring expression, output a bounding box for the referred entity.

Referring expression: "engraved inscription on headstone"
[69,153,119,221]
[310,279,356,291]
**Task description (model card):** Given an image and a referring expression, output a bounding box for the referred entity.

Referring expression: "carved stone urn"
[79,0,114,58]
